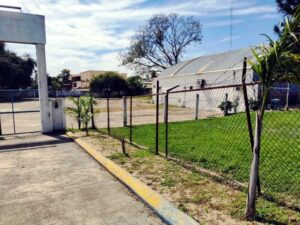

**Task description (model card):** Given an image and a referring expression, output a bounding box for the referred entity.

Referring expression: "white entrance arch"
[0,9,52,133]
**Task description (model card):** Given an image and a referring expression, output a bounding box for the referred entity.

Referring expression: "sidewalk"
[0,133,164,225]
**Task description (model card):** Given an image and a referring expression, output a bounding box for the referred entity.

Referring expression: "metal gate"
[0,90,40,135]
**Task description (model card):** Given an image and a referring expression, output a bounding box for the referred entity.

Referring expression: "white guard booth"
[0,9,65,133]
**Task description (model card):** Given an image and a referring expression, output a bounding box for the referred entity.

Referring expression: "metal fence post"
[123,96,127,127]
[224,93,228,116]
[11,94,16,134]
[107,97,110,135]
[285,82,290,110]
[165,85,179,158]
[195,94,199,120]
[182,86,186,107]
[0,115,2,135]
[129,96,133,143]
[164,95,167,123]
[77,96,81,129]
[241,57,261,195]
[90,95,96,129]
[165,93,169,158]
[155,80,159,155]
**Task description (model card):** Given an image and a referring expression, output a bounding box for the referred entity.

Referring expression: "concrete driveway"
[0,134,164,225]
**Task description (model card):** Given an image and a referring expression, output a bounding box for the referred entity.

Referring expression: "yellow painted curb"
[68,133,199,225]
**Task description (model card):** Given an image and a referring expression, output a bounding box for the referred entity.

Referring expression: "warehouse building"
[153,48,300,114]
[153,48,259,113]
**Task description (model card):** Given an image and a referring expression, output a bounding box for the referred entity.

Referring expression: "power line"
[230,0,233,51]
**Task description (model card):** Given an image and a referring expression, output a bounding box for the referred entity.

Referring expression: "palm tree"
[66,96,97,135]
[79,96,94,136]
[246,7,300,220]
[66,97,83,129]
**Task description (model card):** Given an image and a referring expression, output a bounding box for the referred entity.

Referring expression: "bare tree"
[120,13,202,76]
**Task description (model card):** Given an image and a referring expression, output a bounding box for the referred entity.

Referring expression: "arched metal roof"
[158,48,253,78]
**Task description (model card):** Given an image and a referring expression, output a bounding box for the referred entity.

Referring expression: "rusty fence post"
[90,94,96,129]
[224,93,228,116]
[165,85,179,158]
[195,94,199,120]
[129,96,133,143]
[165,93,169,157]
[155,80,159,155]
[0,115,2,135]
[123,96,127,127]
[11,94,16,134]
[107,97,110,135]
[77,96,81,129]
[241,57,261,195]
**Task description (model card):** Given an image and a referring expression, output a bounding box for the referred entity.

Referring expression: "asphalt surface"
[0,133,164,225]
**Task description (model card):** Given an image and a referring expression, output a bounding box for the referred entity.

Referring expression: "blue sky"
[0,0,282,76]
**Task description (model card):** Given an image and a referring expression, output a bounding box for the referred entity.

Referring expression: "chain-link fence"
[0,89,89,135]
[165,83,299,209]
[89,82,300,210]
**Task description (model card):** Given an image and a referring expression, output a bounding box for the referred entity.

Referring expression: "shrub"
[218,100,233,112]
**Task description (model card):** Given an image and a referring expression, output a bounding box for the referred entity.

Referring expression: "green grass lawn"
[105,111,300,203]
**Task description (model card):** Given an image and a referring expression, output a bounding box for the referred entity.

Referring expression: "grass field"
[105,111,300,204]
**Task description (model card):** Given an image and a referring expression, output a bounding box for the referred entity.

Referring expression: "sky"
[0,0,282,76]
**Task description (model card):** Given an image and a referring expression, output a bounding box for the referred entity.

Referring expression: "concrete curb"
[67,133,199,225]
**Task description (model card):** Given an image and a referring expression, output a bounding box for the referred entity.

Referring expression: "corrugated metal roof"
[158,48,253,78]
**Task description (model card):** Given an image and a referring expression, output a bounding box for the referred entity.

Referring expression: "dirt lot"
[0,97,221,134]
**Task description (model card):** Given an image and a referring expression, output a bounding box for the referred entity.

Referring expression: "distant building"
[153,48,300,111]
[142,80,152,89]
[71,70,127,90]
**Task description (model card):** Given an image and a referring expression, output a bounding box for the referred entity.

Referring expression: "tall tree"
[127,75,144,95]
[246,7,300,220]
[57,69,71,89]
[276,0,300,15]
[120,13,202,76]
[0,43,36,89]
[274,0,300,34]
[90,72,128,97]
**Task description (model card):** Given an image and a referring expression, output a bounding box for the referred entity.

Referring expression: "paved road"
[0,134,164,225]
[0,99,214,135]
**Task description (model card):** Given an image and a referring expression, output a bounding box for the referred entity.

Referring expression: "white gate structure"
[0,7,51,133]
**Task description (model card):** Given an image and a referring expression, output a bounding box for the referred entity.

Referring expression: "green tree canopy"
[0,42,35,89]
[47,69,72,90]
[90,72,128,96]
[276,0,300,15]
[58,69,71,90]
[274,1,300,38]
[274,1,300,56]
[127,75,145,95]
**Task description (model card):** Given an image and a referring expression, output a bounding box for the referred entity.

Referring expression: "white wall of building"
[152,68,258,114]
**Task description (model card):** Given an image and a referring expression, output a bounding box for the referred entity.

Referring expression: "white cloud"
[260,14,281,19]
[0,0,278,76]
[234,6,276,16]
[217,35,241,43]
[205,19,243,27]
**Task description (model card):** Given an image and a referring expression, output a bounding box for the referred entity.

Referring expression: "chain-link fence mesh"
[165,84,299,208]
[93,83,300,209]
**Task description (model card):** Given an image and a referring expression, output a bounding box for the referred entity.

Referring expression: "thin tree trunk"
[85,123,89,136]
[246,110,263,220]
[78,118,81,130]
